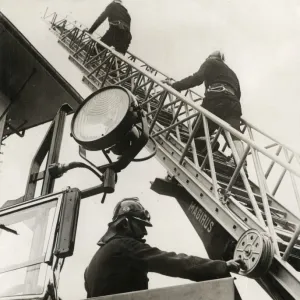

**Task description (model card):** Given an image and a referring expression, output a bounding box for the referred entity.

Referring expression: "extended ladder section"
[44,12,300,300]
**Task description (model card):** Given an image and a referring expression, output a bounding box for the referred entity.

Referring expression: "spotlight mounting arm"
[49,162,116,203]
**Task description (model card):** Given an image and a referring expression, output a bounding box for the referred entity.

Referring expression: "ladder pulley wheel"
[234,229,274,278]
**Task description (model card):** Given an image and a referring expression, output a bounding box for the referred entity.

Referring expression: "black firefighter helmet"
[111,197,153,227]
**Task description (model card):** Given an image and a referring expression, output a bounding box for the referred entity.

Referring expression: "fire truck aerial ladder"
[1,10,300,300]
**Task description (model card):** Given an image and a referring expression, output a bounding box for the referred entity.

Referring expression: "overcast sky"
[1,0,300,299]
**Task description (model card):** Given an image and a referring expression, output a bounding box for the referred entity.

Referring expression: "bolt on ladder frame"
[44,13,300,299]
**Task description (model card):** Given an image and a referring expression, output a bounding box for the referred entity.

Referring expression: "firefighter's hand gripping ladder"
[44,12,300,300]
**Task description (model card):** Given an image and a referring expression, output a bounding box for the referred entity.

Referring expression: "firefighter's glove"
[161,79,173,86]
[226,258,247,273]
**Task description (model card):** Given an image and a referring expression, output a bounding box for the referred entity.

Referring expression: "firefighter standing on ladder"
[86,0,132,55]
[84,198,246,297]
[163,51,246,171]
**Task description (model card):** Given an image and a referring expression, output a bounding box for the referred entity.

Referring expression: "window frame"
[0,192,64,300]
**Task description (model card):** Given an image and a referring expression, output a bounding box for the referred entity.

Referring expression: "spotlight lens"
[73,88,130,142]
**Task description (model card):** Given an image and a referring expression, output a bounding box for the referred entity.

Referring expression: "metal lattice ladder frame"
[43,12,300,299]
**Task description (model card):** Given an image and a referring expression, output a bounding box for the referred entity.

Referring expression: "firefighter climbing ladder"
[44,12,300,300]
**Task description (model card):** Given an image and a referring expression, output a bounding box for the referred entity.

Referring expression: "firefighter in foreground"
[163,51,246,170]
[86,0,132,55]
[84,198,246,297]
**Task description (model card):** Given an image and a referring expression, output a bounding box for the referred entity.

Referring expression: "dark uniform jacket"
[84,236,229,297]
[88,2,131,34]
[172,58,241,101]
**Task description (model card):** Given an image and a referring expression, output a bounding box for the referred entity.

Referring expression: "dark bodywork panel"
[0,12,83,137]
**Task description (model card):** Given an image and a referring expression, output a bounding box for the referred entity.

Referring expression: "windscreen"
[0,199,58,298]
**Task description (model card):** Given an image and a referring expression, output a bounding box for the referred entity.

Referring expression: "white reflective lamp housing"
[70,86,150,173]
[71,86,139,151]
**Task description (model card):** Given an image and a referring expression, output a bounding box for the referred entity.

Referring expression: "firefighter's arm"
[88,4,112,34]
[83,268,89,294]
[128,240,237,281]
[237,86,241,100]
[171,61,208,92]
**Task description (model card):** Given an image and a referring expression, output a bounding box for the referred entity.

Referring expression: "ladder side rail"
[45,15,204,101]
[44,16,300,298]
[47,8,300,248]
[243,118,300,162]
[151,122,300,299]
[153,112,268,233]
[56,26,300,180]
[154,121,266,235]
[247,129,281,255]
[224,131,266,226]
[51,21,299,171]
[46,17,300,233]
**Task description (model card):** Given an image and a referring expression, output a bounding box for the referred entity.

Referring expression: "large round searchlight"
[49,86,155,203]
[71,86,138,151]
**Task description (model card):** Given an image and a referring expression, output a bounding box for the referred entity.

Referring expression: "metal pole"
[178,114,202,165]
[283,149,300,213]
[117,71,139,86]
[59,27,75,42]
[101,57,115,88]
[87,54,113,77]
[247,127,270,194]
[146,96,182,116]
[200,127,222,170]
[149,91,168,134]
[265,145,282,178]
[243,118,300,159]
[224,131,266,226]
[226,145,251,193]
[202,116,218,198]
[142,81,155,104]
[41,105,70,195]
[282,224,300,261]
[132,73,143,94]
[168,94,182,142]
[265,142,279,150]
[43,7,49,19]
[272,154,294,196]
[73,38,92,57]
[184,103,199,167]
[141,90,164,107]
[248,146,280,255]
